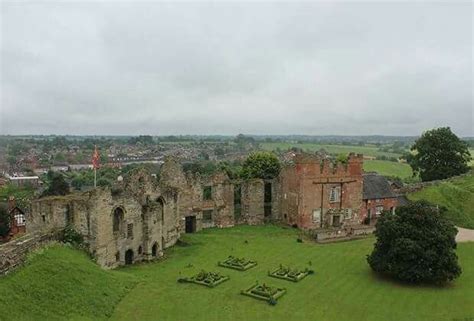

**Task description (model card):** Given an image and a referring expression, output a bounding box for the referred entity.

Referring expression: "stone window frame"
[203,185,212,201]
[202,209,213,223]
[112,206,125,234]
[329,186,341,203]
[127,223,134,239]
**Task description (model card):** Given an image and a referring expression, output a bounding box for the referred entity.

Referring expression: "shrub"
[367,201,461,284]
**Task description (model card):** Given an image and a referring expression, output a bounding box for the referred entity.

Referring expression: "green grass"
[0,244,137,321]
[363,160,414,179]
[409,173,474,229]
[1,226,473,321]
[260,142,402,158]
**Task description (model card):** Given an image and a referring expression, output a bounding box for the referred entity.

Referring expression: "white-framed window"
[329,186,341,203]
[15,214,25,226]
[312,209,321,223]
[376,206,384,215]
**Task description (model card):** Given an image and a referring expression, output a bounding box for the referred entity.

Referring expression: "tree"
[367,201,461,284]
[241,152,280,179]
[41,171,70,197]
[0,203,11,238]
[408,127,471,181]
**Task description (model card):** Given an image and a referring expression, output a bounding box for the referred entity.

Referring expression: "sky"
[0,1,472,136]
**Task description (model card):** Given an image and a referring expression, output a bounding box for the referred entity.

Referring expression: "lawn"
[0,226,472,321]
[363,160,414,179]
[408,173,474,229]
[260,142,402,158]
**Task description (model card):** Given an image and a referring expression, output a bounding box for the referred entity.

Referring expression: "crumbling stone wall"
[0,230,60,276]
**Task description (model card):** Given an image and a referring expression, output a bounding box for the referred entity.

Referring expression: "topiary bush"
[367,201,461,284]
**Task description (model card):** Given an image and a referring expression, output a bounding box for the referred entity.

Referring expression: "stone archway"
[125,249,134,265]
[151,242,158,257]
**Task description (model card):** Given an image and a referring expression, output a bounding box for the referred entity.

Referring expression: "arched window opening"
[151,242,158,257]
[113,207,124,233]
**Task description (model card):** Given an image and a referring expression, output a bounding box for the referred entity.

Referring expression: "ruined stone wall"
[241,179,265,225]
[0,231,61,276]
[23,157,286,269]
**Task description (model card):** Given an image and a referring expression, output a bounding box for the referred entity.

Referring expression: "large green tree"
[241,152,280,179]
[41,171,70,197]
[408,127,471,181]
[367,201,461,284]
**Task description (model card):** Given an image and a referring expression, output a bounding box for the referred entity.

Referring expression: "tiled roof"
[363,173,397,200]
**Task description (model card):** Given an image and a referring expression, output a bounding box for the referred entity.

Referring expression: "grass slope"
[0,244,137,321]
[363,160,414,179]
[409,174,474,229]
[112,226,473,321]
[1,226,472,321]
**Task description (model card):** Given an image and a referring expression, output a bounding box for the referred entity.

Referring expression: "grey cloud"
[0,1,472,136]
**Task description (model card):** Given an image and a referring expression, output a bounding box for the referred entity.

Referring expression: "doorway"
[185,216,196,233]
[125,249,134,265]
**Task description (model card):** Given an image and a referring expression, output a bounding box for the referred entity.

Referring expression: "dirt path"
[456,227,474,242]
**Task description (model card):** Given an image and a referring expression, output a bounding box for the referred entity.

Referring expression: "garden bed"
[178,270,229,288]
[241,283,286,305]
[218,256,257,271]
[268,265,313,282]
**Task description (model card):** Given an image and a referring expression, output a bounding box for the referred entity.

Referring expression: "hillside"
[0,245,137,321]
[408,173,474,229]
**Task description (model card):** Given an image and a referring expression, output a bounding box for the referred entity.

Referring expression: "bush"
[367,201,461,284]
[62,226,84,247]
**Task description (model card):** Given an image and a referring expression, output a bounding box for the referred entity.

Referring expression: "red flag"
[92,145,100,169]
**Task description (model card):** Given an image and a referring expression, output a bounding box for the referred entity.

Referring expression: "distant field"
[363,160,414,179]
[260,142,402,158]
[408,173,474,229]
[1,226,472,321]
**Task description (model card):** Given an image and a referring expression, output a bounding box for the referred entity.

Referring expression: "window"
[312,209,321,223]
[115,251,120,262]
[234,185,242,218]
[15,214,26,226]
[264,182,272,203]
[329,187,341,203]
[376,206,384,215]
[127,223,134,238]
[138,245,143,255]
[203,210,213,222]
[203,186,212,200]
[42,215,46,223]
[113,208,124,233]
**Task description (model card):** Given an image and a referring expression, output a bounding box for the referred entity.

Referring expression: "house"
[362,173,398,224]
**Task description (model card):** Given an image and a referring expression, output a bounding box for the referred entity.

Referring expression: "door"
[125,249,134,265]
[185,216,196,233]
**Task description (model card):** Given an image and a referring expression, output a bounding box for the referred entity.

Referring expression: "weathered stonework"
[19,153,400,269]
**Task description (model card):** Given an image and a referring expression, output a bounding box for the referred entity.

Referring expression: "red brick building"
[279,153,400,232]
[1,196,26,242]
[362,173,399,224]
[279,153,364,230]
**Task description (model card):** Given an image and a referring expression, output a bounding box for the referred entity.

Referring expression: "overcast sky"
[0,1,472,136]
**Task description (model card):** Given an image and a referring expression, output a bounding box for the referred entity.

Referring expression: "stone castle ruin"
[25,153,398,269]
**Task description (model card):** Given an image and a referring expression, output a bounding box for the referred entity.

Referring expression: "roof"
[397,195,410,206]
[363,173,397,200]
